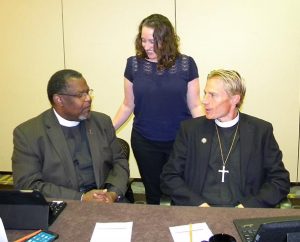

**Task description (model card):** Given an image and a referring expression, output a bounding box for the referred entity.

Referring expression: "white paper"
[0,217,8,242]
[90,222,133,242]
[169,222,213,242]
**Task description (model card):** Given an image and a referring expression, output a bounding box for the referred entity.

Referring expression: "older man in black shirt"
[12,69,129,203]
[161,69,290,208]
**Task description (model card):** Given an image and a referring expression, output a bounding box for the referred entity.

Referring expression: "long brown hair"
[135,14,180,70]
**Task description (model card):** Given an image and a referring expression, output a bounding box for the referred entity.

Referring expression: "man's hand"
[81,189,118,203]
[199,202,210,207]
[235,204,244,208]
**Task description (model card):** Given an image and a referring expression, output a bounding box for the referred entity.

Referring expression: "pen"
[14,229,42,242]
[189,223,193,242]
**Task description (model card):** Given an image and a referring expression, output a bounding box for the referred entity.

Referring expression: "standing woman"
[113,14,202,204]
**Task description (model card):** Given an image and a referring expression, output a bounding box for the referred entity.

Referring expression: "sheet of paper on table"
[90,221,133,242]
[169,222,213,242]
[0,217,8,242]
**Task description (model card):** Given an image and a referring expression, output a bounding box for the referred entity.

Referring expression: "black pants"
[131,129,174,204]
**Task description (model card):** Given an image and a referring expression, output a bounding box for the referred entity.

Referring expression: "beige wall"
[0,0,299,181]
[0,0,64,169]
[176,0,300,181]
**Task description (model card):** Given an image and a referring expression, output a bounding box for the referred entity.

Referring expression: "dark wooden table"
[6,201,300,242]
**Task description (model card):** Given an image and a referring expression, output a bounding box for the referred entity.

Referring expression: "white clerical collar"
[215,112,240,128]
[53,109,80,127]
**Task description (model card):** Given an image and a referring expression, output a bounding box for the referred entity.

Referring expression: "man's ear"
[53,94,63,106]
[231,94,241,106]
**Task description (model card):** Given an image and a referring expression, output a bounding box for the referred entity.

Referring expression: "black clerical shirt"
[61,123,96,191]
[201,124,243,207]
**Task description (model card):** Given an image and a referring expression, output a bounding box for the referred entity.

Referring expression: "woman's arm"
[113,78,135,130]
[187,78,203,118]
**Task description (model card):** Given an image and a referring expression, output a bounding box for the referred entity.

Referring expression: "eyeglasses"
[57,89,94,99]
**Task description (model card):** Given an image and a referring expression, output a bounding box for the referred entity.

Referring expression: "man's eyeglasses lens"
[58,89,94,99]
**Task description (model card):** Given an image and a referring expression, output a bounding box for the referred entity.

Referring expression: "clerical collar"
[53,109,80,127]
[215,112,240,128]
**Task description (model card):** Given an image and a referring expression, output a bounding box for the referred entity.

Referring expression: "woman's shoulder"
[127,55,147,65]
[127,55,144,62]
[177,54,196,62]
[175,54,198,72]
[127,55,136,60]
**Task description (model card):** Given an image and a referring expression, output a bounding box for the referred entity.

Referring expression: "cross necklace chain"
[215,122,239,183]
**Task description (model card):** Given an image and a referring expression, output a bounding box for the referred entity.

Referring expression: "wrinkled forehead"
[65,77,88,91]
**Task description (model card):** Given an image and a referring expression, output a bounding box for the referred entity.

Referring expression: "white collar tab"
[215,112,240,128]
[53,109,80,127]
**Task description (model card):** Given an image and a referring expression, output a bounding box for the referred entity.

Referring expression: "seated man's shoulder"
[89,111,113,127]
[90,111,110,121]
[241,113,272,128]
[181,115,207,129]
[14,109,51,132]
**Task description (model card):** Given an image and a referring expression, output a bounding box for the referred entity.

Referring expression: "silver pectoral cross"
[218,165,229,183]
